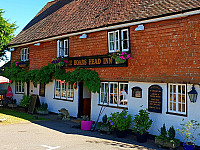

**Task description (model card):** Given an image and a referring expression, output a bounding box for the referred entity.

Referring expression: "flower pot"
[183,143,195,150]
[81,120,93,131]
[155,137,180,149]
[116,129,127,138]
[136,133,148,143]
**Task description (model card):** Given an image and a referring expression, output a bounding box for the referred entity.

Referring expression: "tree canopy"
[0,9,16,57]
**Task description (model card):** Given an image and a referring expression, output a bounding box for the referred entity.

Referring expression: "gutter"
[9,9,200,49]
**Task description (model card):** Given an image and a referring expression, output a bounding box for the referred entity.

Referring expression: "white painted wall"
[91,82,200,146]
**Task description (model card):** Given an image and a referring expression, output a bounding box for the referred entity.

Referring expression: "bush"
[20,94,31,108]
[108,109,132,131]
[132,107,153,135]
[36,102,48,111]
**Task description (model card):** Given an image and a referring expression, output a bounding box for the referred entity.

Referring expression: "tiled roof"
[9,0,200,46]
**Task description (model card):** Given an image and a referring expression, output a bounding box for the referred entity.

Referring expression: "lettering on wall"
[67,55,127,68]
[148,85,162,113]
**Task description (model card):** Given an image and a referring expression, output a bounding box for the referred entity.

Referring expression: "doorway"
[78,82,91,118]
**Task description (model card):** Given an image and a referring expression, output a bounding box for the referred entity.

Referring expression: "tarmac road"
[0,120,162,150]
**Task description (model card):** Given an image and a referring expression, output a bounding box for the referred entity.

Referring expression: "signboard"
[66,55,127,68]
[148,85,162,113]
[28,95,38,114]
[132,87,142,98]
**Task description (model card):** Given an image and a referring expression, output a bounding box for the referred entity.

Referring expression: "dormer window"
[57,39,68,57]
[108,28,129,53]
[21,48,29,61]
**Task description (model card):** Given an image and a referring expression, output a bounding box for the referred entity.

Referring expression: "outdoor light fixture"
[34,42,40,46]
[188,85,198,103]
[79,34,87,39]
[135,24,144,31]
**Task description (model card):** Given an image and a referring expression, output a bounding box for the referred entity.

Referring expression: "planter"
[8,104,18,108]
[81,120,93,131]
[155,137,180,149]
[36,110,49,115]
[99,125,113,134]
[136,133,148,143]
[183,143,195,150]
[116,129,127,138]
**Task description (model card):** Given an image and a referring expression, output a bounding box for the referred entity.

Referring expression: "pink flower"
[126,55,131,59]
[124,52,127,55]
[121,52,124,55]
[15,62,19,66]
[64,60,68,63]
[120,56,125,60]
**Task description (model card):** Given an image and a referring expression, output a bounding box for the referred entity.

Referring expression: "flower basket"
[112,52,131,64]
[81,120,93,130]
[18,64,27,68]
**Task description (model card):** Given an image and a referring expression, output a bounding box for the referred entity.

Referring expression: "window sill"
[53,98,73,102]
[98,104,128,109]
[166,112,187,117]
[107,51,130,55]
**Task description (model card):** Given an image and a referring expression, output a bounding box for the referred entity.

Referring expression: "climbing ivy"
[3,61,100,93]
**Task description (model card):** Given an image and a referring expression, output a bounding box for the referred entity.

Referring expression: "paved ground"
[0,114,180,150]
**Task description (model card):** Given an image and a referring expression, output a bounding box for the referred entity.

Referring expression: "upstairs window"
[57,39,68,57]
[21,48,29,61]
[108,29,129,53]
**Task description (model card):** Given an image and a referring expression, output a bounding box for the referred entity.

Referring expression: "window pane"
[182,85,185,94]
[22,82,24,92]
[182,104,185,112]
[109,42,114,51]
[178,94,181,102]
[122,30,128,40]
[173,94,176,102]
[170,94,173,102]
[170,85,172,93]
[182,95,185,103]
[178,85,181,93]
[178,103,181,112]
[173,103,176,111]
[173,85,176,93]
[123,40,128,49]
[170,102,172,110]
[109,32,114,41]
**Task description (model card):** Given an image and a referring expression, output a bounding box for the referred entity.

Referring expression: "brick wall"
[11,14,200,84]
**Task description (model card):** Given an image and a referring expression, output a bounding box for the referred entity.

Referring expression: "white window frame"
[121,29,129,52]
[21,48,29,61]
[100,82,128,107]
[15,81,24,94]
[57,39,69,57]
[100,82,109,104]
[55,80,74,101]
[118,83,128,107]
[108,29,129,53]
[168,84,186,115]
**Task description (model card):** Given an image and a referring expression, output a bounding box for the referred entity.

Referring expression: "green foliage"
[177,119,200,145]
[81,115,90,121]
[36,102,48,111]
[20,94,31,108]
[102,114,107,124]
[3,61,100,93]
[168,126,175,140]
[161,124,167,137]
[157,124,177,144]
[132,107,153,135]
[0,9,16,57]
[108,109,132,131]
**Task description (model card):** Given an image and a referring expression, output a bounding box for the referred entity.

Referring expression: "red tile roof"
[9,0,200,46]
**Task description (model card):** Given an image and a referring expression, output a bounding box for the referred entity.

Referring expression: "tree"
[0,9,16,57]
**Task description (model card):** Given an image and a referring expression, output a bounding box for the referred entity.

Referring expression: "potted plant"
[20,94,31,112]
[97,114,113,134]
[15,60,29,68]
[112,52,131,64]
[81,115,93,131]
[177,119,200,150]
[8,98,17,108]
[51,57,68,69]
[108,109,132,138]
[132,107,153,143]
[36,102,49,115]
[155,124,180,149]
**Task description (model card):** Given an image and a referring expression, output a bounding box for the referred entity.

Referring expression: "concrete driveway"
[0,119,163,150]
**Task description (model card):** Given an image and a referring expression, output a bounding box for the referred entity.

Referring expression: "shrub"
[20,94,31,108]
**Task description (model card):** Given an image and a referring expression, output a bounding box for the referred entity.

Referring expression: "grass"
[0,108,49,125]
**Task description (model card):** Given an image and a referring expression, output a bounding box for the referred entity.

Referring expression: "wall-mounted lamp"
[34,42,40,46]
[135,24,144,31]
[188,85,198,103]
[79,34,87,39]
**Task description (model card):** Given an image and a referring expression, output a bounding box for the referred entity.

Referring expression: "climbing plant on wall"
[3,61,100,93]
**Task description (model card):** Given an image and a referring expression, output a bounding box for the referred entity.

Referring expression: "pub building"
[7,0,200,145]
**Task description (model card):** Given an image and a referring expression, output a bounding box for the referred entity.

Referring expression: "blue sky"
[0,0,50,66]
[0,0,50,35]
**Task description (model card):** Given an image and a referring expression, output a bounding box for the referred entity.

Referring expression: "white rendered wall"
[91,82,200,146]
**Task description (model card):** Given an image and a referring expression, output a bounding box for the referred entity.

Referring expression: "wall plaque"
[132,87,142,98]
[148,85,162,113]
